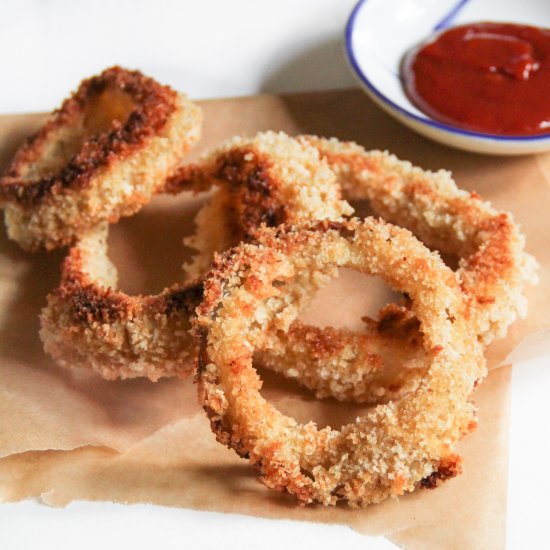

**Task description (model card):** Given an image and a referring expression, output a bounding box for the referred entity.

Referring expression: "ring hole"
[439,251,460,270]
[108,193,207,295]
[82,88,135,136]
[257,364,376,431]
[299,267,402,329]
[257,267,427,430]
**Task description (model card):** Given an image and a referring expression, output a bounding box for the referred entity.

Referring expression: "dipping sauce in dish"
[402,22,550,136]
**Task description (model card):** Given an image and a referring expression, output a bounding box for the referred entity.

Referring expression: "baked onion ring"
[196,219,486,506]
[166,131,352,278]
[39,223,203,381]
[0,66,202,251]
[183,135,536,402]
[40,132,351,380]
[300,136,538,345]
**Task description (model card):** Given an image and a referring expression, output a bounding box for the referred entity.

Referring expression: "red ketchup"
[402,22,550,135]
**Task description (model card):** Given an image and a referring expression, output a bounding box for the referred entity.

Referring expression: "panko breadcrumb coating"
[0,66,202,251]
[195,219,486,507]
[39,224,202,380]
[167,131,353,278]
[40,132,351,381]
[183,134,537,402]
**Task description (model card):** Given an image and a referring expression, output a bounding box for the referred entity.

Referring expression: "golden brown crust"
[3,67,177,204]
[195,219,486,506]
[58,248,203,324]
[174,148,288,244]
[169,131,353,279]
[1,66,202,250]
[40,224,202,381]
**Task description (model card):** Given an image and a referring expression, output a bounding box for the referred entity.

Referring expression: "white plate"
[345,0,550,155]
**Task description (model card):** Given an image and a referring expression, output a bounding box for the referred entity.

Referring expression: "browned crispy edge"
[419,455,463,489]
[57,244,204,325]
[166,148,288,243]
[0,66,178,206]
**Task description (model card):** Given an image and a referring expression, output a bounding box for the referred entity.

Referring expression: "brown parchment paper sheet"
[1,90,550,549]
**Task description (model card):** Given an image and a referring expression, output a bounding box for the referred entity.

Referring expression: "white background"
[0,2,548,548]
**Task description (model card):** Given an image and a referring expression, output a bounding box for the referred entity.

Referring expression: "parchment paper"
[1,90,550,549]
[0,366,511,550]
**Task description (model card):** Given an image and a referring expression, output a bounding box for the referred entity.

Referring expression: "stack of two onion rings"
[182,136,535,505]
[175,135,537,403]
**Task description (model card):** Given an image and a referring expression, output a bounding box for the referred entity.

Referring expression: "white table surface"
[0,2,548,549]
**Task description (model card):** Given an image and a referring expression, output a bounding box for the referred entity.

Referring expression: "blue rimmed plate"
[345,0,550,155]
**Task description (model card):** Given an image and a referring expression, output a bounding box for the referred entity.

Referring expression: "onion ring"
[183,135,536,402]
[300,136,538,344]
[195,219,486,506]
[167,131,352,278]
[40,132,351,380]
[0,66,202,251]
[39,223,203,381]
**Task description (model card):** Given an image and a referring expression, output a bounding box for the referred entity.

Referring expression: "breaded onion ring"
[195,219,486,506]
[167,131,353,278]
[40,132,351,380]
[183,136,536,402]
[0,66,202,251]
[39,223,202,381]
[300,136,538,344]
